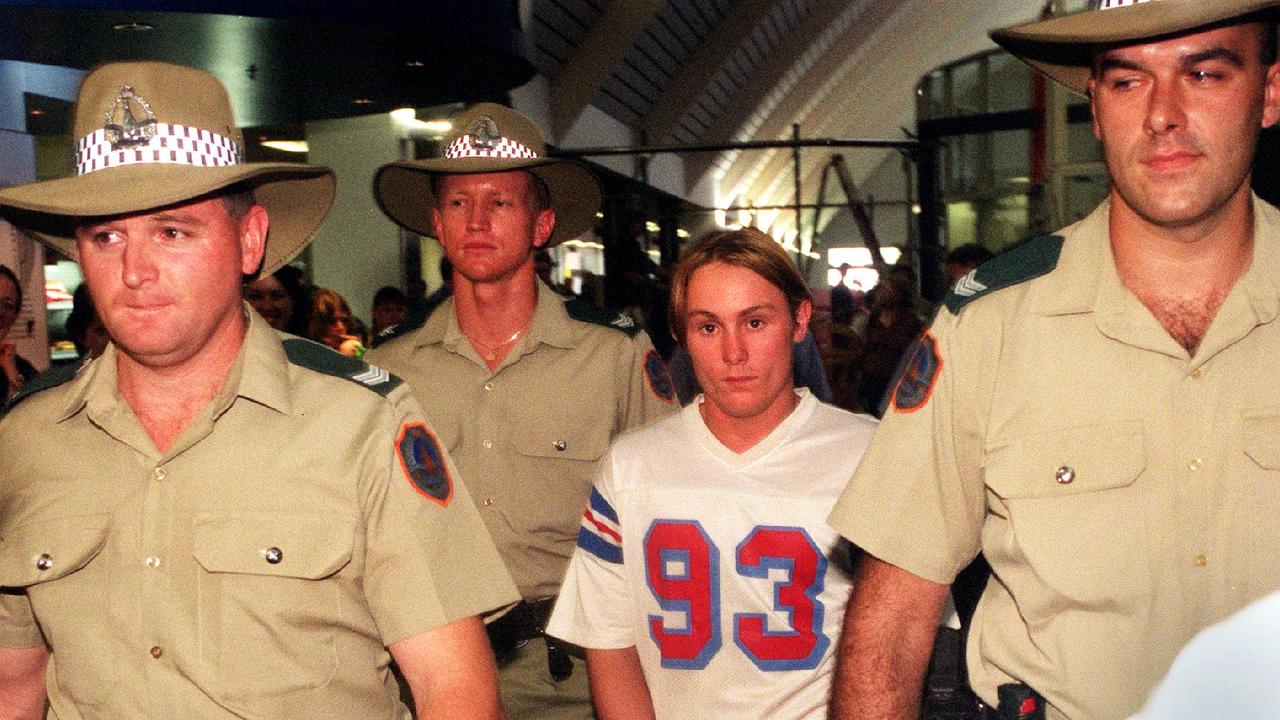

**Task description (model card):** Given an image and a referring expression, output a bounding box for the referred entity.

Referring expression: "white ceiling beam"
[549,0,664,141]
[640,0,776,144]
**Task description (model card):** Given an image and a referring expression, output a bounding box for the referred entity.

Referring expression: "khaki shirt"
[366,283,675,599]
[829,197,1280,720]
[0,312,518,719]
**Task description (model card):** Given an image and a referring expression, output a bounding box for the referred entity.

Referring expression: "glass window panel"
[988,53,1030,113]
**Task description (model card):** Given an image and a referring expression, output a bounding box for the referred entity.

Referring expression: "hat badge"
[468,115,502,150]
[103,85,157,149]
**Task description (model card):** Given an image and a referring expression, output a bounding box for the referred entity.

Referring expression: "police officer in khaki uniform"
[826,2,1280,719]
[367,103,676,719]
[0,62,518,719]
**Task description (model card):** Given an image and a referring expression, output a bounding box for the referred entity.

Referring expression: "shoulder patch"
[643,348,675,404]
[944,235,1065,314]
[371,303,433,348]
[890,331,942,414]
[564,298,641,337]
[283,338,403,396]
[3,362,80,413]
[397,422,453,506]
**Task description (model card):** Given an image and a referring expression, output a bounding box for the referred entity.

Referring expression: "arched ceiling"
[528,0,1050,239]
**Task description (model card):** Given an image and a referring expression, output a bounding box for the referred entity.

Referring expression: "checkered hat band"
[75,123,244,175]
[1096,0,1156,9]
[441,134,539,160]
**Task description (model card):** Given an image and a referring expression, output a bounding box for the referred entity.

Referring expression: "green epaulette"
[3,361,80,413]
[943,234,1065,314]
[282,338,403,397]
[564,298,641,337]
[371,302,434,348]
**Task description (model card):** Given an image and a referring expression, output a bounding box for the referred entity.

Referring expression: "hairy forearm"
[587,646,656,720]
[829,555,949,720]
[391,617,505,720]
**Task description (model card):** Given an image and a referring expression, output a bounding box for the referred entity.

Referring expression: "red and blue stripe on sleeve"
[577,486,623,564]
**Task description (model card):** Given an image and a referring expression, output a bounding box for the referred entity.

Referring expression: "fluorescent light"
[260,140,309,153]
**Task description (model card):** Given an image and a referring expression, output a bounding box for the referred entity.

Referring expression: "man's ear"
[792,299,813,343]
[533,209,556,249]
[238,204,269,275]
[1263,61,1280,128]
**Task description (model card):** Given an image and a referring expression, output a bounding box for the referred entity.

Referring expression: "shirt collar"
[417,279,578,353]
[1032,194,1280,325]
[56,303,294,423]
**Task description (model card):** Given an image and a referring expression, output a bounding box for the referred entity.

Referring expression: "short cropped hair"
[669,227,811,344]
[218,186,256,219]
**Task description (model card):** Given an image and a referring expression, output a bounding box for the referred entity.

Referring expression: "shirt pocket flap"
[192,512,353,580]
[514,428,609,462]
[0,514,112,587]
[986,420,1146,499]
[1243,411,1280,469]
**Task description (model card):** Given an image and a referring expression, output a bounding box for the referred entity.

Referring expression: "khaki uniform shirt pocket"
[985,421,1148,611]
[191,511,355,707]
[1243,411,1280,471]
[0,513,112,709]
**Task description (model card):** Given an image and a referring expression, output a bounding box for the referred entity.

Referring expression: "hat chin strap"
[75,122,244,175]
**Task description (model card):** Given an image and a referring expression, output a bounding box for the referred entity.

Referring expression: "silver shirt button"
[35,553,53,571]
[1055,466,1075,484]
[554,440,567,452]
[264,547,283,564]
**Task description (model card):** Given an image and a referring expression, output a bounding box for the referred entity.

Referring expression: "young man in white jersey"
[546,227,878,719]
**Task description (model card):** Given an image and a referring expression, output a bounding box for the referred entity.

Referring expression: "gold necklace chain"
[470,325,527,361]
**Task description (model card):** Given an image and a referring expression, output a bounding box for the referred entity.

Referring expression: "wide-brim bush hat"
[991,0,1280,96]
[374,102,601,246]
[0,61,335,276]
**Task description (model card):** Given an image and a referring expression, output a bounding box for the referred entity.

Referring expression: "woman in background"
[0,264,38,404]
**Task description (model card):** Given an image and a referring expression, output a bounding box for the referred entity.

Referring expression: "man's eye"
[92,231,119,245]
[747,318,765,329]
[698,323,717,335]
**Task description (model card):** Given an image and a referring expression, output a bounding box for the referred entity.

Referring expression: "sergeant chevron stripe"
[952,270,988,297]
[352,365,390,386]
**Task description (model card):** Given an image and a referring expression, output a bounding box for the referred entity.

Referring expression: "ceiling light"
[112,22,153,32]
[261,140,309,153]
[29,109,45,116]
[352,98,374,106]
[405,60,425,68]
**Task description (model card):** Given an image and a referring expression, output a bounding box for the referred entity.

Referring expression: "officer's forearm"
[829,554,949,720]
[0,643,48,720]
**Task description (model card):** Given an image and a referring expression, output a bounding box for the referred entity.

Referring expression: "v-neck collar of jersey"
[685,388,816,471]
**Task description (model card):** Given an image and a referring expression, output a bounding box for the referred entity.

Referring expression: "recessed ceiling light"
[112,22,154,32]
[353,98,374,106]
[29,109,45,116]
[405,60,425,68]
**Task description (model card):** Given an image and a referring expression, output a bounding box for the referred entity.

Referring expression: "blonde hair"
[668,227,810,344]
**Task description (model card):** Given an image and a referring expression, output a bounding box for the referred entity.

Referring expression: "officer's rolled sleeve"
[619,332,676,431]
[0,591,42,648]
[827,309,987,585]
[359,387,519,645]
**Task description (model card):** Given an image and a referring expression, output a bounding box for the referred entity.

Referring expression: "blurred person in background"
[243,263,309,335]
[0,264,38,405]
[308,287,364,357]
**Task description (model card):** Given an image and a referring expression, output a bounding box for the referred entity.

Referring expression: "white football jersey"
[548,390,877,719]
